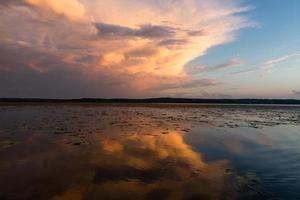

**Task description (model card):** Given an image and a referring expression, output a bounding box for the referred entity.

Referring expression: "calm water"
[0,104,300,200]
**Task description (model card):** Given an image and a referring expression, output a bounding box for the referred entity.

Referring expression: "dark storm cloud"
[0,0,22,5]
[0,44,42,71]
[0,43,134,98]
[95,23,175,39]
[0,41,64,72]
[0,68,133,98]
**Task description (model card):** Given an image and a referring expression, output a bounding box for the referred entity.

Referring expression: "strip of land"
[0,98,300,105]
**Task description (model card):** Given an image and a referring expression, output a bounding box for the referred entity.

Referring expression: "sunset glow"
[0,0,299,98]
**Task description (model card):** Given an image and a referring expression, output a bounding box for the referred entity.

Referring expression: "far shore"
[1,98,300,105]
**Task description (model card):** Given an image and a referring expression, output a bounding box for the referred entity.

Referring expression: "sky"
[0,0,299,99]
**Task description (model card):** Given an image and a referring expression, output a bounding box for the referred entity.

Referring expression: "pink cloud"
[0,0,252,97]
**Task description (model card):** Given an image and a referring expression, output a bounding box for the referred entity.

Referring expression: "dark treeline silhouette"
[1,98,300,105]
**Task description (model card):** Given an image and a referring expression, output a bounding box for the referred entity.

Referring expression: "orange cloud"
[25,0,87,21]
[0,0,252,97]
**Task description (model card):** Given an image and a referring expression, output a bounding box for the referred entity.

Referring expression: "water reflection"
[88,131,229,199]
[0,127,252,200]
[1,105,299,200]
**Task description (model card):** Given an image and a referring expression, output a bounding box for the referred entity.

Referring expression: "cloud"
[231,67,256,75]
[1,125,243,200]
[179,78,220,89]
[24,0,88,21]
[187,29,207,36]
[261,53,300,71]
[212,59,242,70]
[151,78,220,93]
[0,0,252,98]
[185,58,241,74]
[158,39,188,47]
[293,90,300,96]
[95,23,175,39]
[233,53,300,75]
[0,0,21,5]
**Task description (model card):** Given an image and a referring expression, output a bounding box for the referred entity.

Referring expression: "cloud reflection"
[0,128,235,200]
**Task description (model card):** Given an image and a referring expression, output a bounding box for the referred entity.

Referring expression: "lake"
[0,104,300,200]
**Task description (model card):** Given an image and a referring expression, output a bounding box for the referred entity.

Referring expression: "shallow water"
[0,104,300,200]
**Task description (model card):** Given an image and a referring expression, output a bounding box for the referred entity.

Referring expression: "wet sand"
[0,104,300,200]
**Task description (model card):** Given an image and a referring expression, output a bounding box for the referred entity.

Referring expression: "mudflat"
[0,104,300,200]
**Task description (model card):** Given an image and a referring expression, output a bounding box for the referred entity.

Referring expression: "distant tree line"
[1,98,300,105]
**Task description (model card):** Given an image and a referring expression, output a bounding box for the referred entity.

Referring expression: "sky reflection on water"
[0,105,300,200]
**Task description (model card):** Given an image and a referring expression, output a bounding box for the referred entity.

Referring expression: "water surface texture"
[0,104,300,200]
